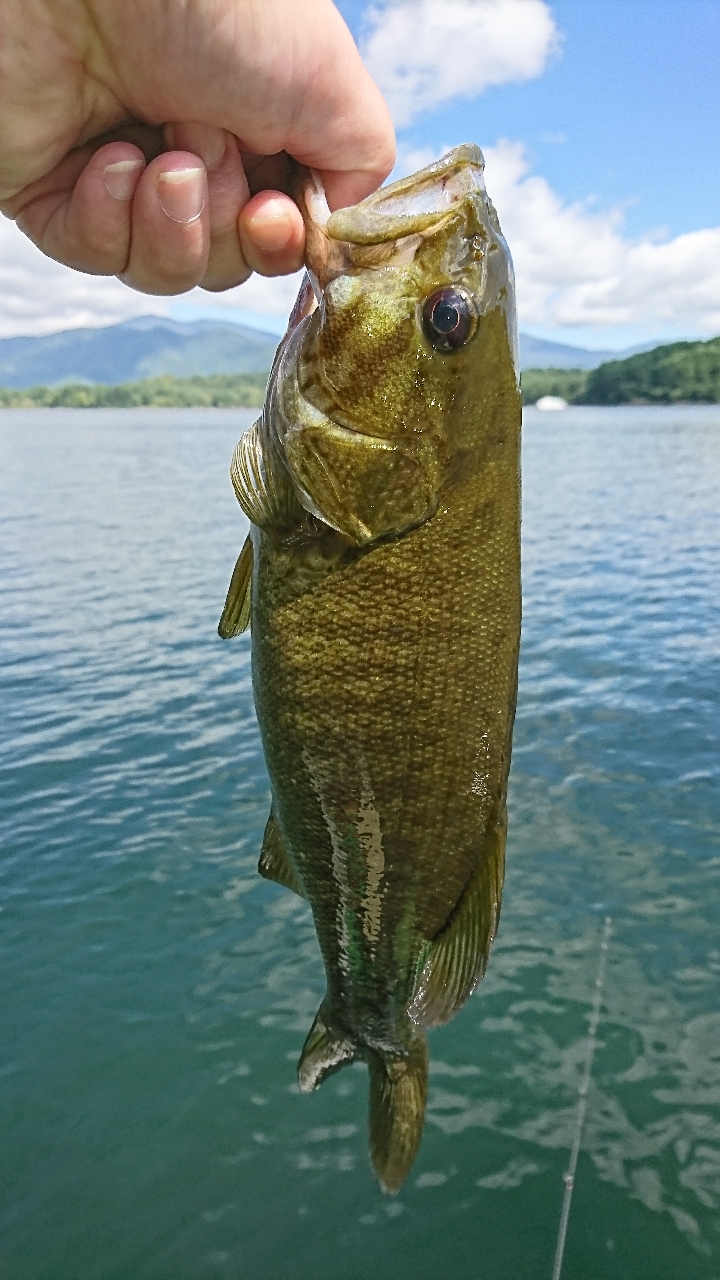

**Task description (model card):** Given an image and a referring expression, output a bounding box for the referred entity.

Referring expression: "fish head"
[299,144,518,434]
[269,145,519,543]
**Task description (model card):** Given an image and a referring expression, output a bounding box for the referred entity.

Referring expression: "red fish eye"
[421,288,474,353]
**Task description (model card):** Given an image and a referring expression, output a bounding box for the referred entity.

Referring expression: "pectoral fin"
[218,535,253,638]
[230,419,302,532]
[409,810,507,1029]
[284,419,437,544]
[258,810,306,899]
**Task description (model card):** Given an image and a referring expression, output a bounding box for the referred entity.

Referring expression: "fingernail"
[156,168,205,223]
[103,158,144,201]
[248,199,293,252]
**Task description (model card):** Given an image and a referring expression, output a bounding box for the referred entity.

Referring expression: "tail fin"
[368,1033,428,1195]
[297,1003,358,1093]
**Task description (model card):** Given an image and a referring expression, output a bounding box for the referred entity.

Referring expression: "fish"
[219,144,521,1194]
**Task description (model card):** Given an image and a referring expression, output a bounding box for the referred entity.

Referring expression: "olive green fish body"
[220,146,521,1192]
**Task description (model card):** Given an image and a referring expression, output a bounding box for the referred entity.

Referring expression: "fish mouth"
[299,144,487,289]
[327,143,486,245]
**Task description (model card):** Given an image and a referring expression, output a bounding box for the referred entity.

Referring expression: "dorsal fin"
[409,810,506,1029]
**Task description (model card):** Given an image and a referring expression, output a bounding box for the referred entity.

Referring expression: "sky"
[0,0,719,350]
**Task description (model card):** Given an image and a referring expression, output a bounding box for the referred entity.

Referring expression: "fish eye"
[421,288,475,353]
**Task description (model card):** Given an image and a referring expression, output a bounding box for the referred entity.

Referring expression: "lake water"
[1,405,719,1280]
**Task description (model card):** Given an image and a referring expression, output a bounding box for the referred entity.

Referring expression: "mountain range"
[518,333,648,370]
[0,317,279,389]
[0,315,648,389]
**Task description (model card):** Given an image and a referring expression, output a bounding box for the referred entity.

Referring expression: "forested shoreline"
[0,372,268,409]
[522,336,720,405]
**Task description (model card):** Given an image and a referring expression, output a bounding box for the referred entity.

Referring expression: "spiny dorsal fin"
[218,535,253,638]
[297,1002,358,1092]
[409,810,507,1030]
[258,809,306,899]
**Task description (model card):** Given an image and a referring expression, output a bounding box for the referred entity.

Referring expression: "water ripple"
[0,406,719,1280]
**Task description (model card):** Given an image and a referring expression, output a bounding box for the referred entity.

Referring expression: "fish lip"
[324,143,486,246]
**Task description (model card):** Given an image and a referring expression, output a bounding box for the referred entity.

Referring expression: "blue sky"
[374,0,720,242]
[0,0,718,349]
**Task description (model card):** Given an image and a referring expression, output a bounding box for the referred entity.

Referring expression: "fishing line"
[551,914,612,1280]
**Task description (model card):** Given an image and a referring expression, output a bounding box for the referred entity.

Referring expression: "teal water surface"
[1,406,719,1280]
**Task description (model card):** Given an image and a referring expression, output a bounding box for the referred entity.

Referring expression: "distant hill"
[4,337,719,410]
[519,333,648,370]
[0,317,655,389]
[0,316,280,389]
[520,336,720,405]
[580,336,720,404]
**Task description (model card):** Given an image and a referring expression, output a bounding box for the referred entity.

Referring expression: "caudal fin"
[368,1034,428,1195]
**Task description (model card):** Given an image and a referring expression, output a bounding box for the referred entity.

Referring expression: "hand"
[0,0,394,295]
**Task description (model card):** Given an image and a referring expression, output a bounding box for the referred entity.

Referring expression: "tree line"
[0,372,268,408]
[522,336,720,405]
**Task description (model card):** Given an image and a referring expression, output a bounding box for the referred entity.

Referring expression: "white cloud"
[0,217,165,337]
[484,140,720,335]
[0,216,303,338]
[186,269,304,319]
[362,0,560,127]
[390,143,442,181]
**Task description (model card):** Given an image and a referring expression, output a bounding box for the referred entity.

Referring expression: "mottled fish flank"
[219,145,521,1192]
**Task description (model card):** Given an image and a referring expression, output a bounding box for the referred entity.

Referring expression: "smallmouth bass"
[220,145,521,1193]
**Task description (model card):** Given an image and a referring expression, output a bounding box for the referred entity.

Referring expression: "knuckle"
[201,267,252,292]
[121,259,204,296]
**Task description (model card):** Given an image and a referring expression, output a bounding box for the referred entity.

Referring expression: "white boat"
[535,395,568,411]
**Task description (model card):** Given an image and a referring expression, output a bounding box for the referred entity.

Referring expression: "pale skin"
[0,0,395,295]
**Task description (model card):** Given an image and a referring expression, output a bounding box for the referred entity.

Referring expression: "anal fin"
[297,1002,358,1092]
[409,809,507,1030]
[298,1002,429,1195]
[258,810,306,899]
[218,535,252,638]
